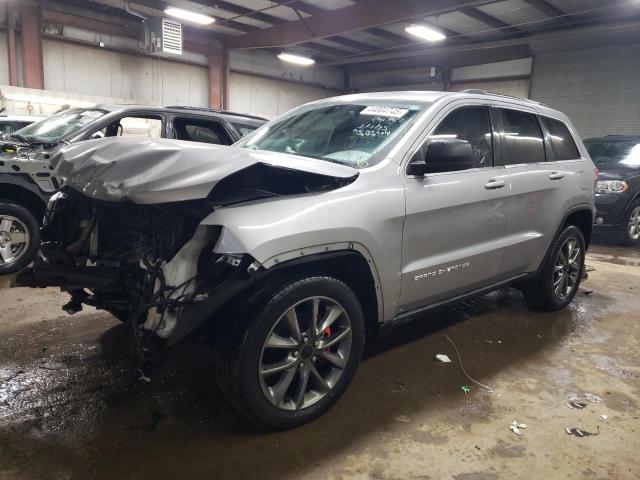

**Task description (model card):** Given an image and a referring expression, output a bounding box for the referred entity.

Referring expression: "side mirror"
[407,138,476,176]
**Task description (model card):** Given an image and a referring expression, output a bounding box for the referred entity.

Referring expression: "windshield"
[14,108,107,144]
[585,140,640,167]
[237,103,424,168]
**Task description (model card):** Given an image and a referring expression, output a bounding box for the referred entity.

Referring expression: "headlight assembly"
[596,180,628,194]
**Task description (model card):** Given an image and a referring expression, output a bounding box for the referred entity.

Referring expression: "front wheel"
[215,276,365,430]
[0,202,41,275]
[523,225,585,311]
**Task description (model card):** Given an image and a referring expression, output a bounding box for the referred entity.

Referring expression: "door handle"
[484,178,506,189]
[549,172,565,180]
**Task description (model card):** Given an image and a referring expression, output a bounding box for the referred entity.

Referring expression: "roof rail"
[459,89,547,107]
[165,105,268,122]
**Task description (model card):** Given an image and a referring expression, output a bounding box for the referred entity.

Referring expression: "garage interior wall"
[43,39,209,107]
[531,43,640,138]
[229,72,341,119]
[28,38,342,117]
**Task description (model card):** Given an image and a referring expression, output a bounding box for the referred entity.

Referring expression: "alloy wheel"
[552,236,582,301]
[628,206,640,241]
[258,296,352,411]
[0,215,30,267]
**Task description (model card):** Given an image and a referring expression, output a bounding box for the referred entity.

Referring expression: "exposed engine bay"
[14,137,359,368]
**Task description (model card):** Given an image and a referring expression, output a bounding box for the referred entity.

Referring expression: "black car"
[584,136,640,245]
[0,105,266,274]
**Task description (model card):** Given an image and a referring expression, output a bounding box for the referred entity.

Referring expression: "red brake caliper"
[323,326,332,352]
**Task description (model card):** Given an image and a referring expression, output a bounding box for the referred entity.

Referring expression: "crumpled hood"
[54,137,359,204]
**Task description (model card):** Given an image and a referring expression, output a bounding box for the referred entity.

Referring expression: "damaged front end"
[14,137,359,366]
[16,186,256,358]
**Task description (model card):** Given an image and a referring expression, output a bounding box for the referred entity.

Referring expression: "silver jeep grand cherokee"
[16,91,596,429]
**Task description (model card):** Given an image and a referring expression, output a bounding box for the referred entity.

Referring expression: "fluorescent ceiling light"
[164,7,215,25]
[277,52,315,66]
[405,24,446,42]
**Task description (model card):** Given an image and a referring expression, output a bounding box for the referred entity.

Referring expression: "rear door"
[496,108,584,275]
[399,103,511,312]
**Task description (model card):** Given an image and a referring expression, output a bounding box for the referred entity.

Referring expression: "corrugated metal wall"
[229,72,340,119]
[531,44,640,139]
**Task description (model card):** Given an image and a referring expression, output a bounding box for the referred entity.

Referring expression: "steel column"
[20,5,45,90]
[6,2,18,86]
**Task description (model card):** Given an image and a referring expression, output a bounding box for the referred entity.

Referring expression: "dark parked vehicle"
[0,105,266,274]
[584,136,640,245]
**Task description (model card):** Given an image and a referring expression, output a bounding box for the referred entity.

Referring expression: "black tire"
[0,202,41,275]
[619,200,640,246]
[523,225,585,311]
[214,275,365,430]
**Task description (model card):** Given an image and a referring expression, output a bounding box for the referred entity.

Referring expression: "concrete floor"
[1,243,639,480]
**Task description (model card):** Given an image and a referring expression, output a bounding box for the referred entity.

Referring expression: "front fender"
[200,173,406,322]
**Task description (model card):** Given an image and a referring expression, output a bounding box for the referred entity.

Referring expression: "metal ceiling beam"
[522,0,573,26]
[325,36,377,52]
[267,1,325,16]
[228,0,492,49]
[346,44,532,74]
[460,7,523,36]
[302,42,355,58]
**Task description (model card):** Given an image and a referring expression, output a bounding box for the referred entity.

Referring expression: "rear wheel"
[215,276,365,430]
[523,225,585,311]
[620,201,640,246]
[0,202,40,275]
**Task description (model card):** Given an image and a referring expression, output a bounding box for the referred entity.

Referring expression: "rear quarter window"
[542,117,580,161]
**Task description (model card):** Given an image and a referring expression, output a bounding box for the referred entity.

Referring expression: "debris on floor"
[567,401,587,409]
[435,354,452,363]
[461,385,471,394]
[599,415,608,421]
[581,288,594,295]
[568,392,603,404]
[510,421,527,435]
[137,369,151,383]
[444,334,495,393]
[565,426,600,437]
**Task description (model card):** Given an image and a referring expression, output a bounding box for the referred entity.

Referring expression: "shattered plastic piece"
[435,354,452,363]
[567,401,587,409]
[565,426,599,437]
[599,415,608,421]
[137,369,151,383]
[510,421,527,435]
[461,385,471,395]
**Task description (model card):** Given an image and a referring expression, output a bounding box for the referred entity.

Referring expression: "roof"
[89,104,267,124]
[584,135,640,142]
[315,90,548,108]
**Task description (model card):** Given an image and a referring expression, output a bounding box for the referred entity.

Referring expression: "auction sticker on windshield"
[360,106,409,118]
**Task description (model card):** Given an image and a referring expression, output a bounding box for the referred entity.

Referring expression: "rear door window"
[173,117,233,145]
[541,117,580,160]
[498,108,546,164]
[92,115,163,139]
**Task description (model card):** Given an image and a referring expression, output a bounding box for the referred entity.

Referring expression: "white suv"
[16,91,596,429]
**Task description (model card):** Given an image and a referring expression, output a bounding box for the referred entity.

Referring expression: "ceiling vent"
[145,17,182,56]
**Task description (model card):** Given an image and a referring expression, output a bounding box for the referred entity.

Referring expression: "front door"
[398,105,511,313]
